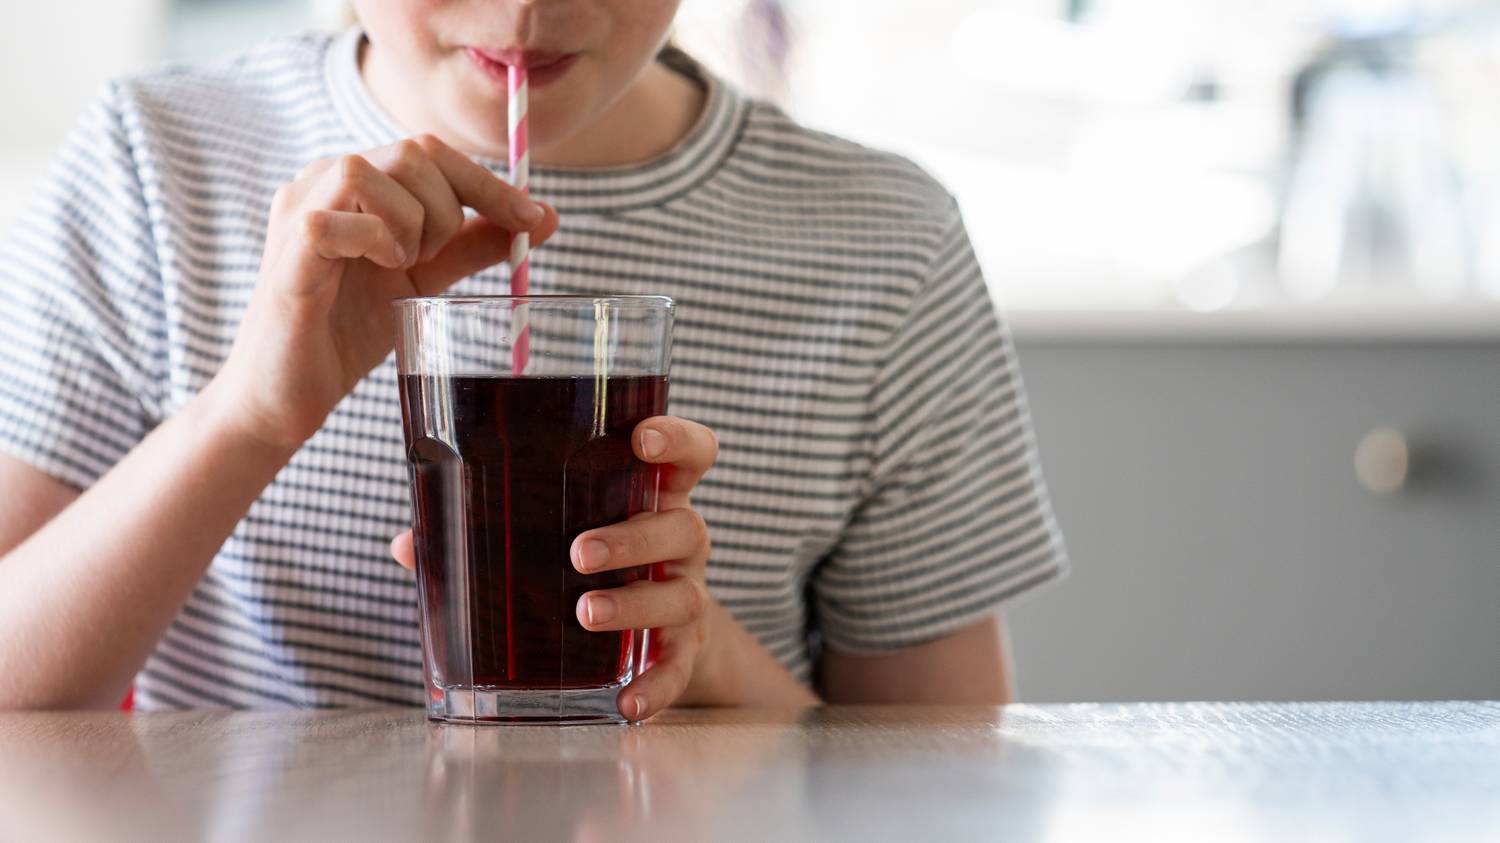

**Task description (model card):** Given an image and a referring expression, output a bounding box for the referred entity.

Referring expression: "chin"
[474,117,583,163]
[434,109,511,160]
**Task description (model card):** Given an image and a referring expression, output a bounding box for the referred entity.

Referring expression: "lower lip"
[466,49,579,88]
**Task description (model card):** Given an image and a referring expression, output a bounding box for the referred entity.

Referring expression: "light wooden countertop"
[1,702,1496,841]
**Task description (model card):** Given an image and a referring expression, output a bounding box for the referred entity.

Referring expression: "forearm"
[685,600,820,708]
[0,380,297,709]
[819,615,1014,705]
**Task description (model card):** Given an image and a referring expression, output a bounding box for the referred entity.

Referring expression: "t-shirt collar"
[323,26,746,214]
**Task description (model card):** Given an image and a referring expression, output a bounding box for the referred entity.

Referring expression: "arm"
[0,135,557,711]
[804,199,1065,710]
[819,615,1014,705]
[682,598,820,708]
[0,389,297,709]
[0,457,78,554]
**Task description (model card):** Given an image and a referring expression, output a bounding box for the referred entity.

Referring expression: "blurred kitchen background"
[3,0,1497,702]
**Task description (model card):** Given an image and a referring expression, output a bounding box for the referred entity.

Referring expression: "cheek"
[353,0,446,61]
[607,0,680,55]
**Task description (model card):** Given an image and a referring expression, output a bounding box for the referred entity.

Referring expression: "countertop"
[1,702,1496,842]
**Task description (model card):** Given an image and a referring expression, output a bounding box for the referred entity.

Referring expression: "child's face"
[355,0,681,156]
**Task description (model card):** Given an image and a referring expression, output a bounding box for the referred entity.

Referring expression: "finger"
[301,210,406,271]
[576,577,708,633]
[295,155,337,182]
[390,530,415,571]
[634,417,719,506]
[364,139,465,263]
[570,508,709,575]
[409,205,561,296]
[619,628,702,721]
[414,133,549,232]
[316,155,427,265]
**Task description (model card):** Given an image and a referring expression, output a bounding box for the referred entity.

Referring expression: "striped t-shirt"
[0,28,1067,709]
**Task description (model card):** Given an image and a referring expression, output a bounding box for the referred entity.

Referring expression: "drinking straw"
[503,64,530,684]
[508,63,531,376]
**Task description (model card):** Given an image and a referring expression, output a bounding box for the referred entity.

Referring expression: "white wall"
[0,2,168,229]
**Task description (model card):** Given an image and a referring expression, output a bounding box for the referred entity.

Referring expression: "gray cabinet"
[1005,335,1500,702]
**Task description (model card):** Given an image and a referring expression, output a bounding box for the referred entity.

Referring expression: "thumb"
[410,204,560,296]
[390,529,416,571]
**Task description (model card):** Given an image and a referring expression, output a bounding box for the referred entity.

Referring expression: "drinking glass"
[394,295,674,724]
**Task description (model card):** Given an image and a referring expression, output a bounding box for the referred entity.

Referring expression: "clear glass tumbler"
[393,295,674,724]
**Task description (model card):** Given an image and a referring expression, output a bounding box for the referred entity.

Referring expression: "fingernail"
[640,429,667,460]
[632,695,647,720]
[514,199,545,225]
[580,539,610,571]
[391,243,408,266]
[584,594,616,626]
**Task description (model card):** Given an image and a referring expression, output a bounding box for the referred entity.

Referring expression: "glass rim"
[393,294,674,310]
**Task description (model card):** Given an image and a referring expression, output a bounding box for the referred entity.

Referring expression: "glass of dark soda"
[393,295,673,724]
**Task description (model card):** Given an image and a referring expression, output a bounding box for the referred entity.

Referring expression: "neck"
[361,42,706,169]
[541,62,706,168]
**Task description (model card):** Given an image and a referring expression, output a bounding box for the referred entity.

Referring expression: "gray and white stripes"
[0,27,1066,709]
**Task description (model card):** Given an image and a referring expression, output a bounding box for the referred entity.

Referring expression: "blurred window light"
[682,0,1500,313]
[5,0,1500,315]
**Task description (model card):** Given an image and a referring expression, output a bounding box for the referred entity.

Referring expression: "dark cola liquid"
[400,374,667,689]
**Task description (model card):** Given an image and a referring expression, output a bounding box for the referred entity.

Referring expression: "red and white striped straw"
[507,64,531,375]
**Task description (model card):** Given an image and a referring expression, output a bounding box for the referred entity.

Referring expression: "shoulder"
[101,33,337,160]
[113,32,332,111]
[728,99,961,235]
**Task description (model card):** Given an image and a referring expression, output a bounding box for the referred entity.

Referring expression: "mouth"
[466,47,580,88]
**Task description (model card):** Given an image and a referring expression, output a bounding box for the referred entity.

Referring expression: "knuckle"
[645,659,689,697]
[395,138,424,165]
[414,133,446,154]
[387,141,427,183]
[328,182,354,208]
[300,210,330,243]
[682,579,707,619]
[429,217,462,250]
[477,174,504,206]
[400,199,426,237]
[338,154,370,183]
[379,222,401,249]
[294,155,332,182]
[685,510,711,556]
[271,183,298,215]
[662,663,691,695]
[434,206,465,237]
[608,525,649,562]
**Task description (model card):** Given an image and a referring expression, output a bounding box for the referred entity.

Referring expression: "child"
[0,1,1066,718]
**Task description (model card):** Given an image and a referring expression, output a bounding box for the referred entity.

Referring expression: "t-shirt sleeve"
[0,83,166,490]
[812,200,1068,654]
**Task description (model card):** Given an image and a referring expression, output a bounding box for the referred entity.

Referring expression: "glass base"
[428,682,630,726]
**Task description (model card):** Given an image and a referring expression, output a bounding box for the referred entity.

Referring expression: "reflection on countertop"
[0,703,1496,841]
[0,706,1048,842]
